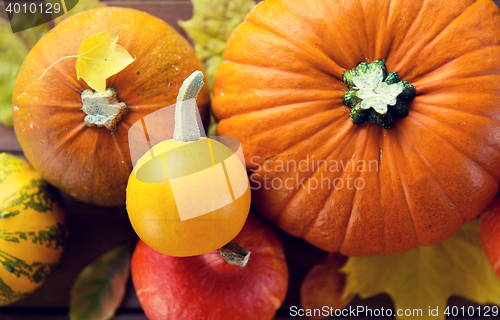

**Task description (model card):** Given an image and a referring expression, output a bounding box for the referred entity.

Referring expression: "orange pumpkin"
[212,0,500,256]
[12,7,210,206]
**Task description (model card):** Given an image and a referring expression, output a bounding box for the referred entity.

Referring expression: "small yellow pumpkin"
[0,153,67,306]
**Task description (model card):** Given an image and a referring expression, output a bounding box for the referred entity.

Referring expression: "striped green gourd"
[0,153,67,306]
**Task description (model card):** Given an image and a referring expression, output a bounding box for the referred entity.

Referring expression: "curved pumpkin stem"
[173,71,204,142]
[220,242,250,267]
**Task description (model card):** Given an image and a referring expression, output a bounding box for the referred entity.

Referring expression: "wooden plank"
[104,1,193,39]
[0,314,148,320]
[0,124,22,153]
[0,1,194,39]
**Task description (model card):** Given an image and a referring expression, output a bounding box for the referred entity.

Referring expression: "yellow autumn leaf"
[342,220,500,320]
[75,30,134,94]
[178,0,255,90]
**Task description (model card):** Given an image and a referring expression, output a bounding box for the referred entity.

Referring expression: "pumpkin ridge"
[393,116,486,243]
[336,126,384,254]
[259,0,350,73]
[223,59,342,88]
[241,19,345,78]
[275,123,358,239]
[218,92,342,119]
[412,46,500,85]
[125,104,176,114]
[246,106,349,154]
[415,73,500,93]
[250,115,354,187]
[244,86,339,110]
[38,122,87,171]
[117,118,132,136]
[380,131,420,253]
[38,51,86,94]
[111,130,131,173]
[89,128,101,204]
[337,169,366,254]
[387,0,444,75]
[411,146,462,221]
[108,14,157,88]
[296,125,373,240]
[357,0,376,59]
[405,107,500,182]
[376,128,386,254]
[403,0,500,81]
[29,103,83,110]
[386,130,420,247]
[412,97,500,124]
[373,0,396,59]
[419,0,492,54]
[391,0,482,80]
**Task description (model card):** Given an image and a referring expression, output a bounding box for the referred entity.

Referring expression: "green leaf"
[9,12,48,48]
[0,19,31,128]
[342,220,500,320]
[69,245,131,320]
[178,0,255,90]
[0,12,48,127]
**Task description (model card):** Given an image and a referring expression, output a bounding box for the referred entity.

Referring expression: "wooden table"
[2,1,500,319]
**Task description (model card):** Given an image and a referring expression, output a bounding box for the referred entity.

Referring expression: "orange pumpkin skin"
[12,7,210,206]
[131,213,289,320]
[212,0,500,256]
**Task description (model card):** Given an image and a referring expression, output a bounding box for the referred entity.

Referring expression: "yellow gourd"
[127,71,251,257]
[0,153,67,306]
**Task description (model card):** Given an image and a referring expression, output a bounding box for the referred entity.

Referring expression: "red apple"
[131,212,289,320]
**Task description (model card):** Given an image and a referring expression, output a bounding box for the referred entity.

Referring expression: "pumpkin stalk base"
[81,88,128,131]
[342,60,415,129]
[220,242,250,267]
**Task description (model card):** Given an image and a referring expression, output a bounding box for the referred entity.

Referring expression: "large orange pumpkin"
[12,7,210,206]
[212,0,500,256]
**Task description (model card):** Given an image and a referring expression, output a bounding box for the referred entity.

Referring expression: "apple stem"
[220,242,250,267]
[173,71,204,142]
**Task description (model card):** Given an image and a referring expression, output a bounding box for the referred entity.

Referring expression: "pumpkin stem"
[219,242,250,267]
[342,60,416,129]
[81,88,129,131]
[173,71,204,142]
